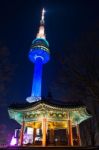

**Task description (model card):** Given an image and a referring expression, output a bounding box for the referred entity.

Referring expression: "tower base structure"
[26,96,41,103]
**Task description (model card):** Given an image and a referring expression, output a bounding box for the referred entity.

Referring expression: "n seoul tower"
[26,9,50,103]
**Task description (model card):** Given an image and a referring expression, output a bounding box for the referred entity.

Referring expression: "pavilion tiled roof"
[9,98,85,110]
[8,98,91,125]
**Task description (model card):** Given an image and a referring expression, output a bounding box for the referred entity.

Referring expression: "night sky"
[0,0,99,134]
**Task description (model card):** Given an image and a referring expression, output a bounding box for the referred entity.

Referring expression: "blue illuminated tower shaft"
[26,9,50,103]
[31,57,43,98]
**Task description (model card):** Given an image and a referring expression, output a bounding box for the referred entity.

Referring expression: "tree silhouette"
[0,42,15,106]
[52,21,99,145]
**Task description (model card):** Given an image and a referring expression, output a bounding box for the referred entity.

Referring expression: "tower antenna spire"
[41,8,45,25]
[37,8,46,39]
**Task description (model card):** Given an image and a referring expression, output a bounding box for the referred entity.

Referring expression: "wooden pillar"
[76,124,81,146]
[20,119,25,146]
[49,128,54,144]
[33,128,36,144]
[42,118,47,146]
[65,129,68,145]
[68,120,73,146]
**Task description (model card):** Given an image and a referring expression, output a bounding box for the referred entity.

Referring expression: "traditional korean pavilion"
[8,100,91,146]
[8,9,91,147]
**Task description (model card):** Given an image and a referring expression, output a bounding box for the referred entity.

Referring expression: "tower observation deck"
[26,9,50,103]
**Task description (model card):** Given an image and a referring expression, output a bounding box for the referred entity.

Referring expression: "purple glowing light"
[10,136,17,146]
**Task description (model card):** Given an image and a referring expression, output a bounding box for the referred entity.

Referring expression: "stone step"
[1,146,98,150]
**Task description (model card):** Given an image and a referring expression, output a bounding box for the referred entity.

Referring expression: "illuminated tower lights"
[26,9,50,103]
